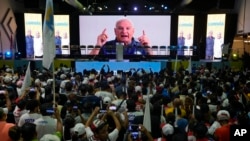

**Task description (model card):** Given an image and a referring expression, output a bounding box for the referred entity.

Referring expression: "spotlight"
[5,51,12,59]
[118,6,122,11]
[133,7,138,11]
[232,53,238,61]
[149,6,155,10]
[97,6,102,11]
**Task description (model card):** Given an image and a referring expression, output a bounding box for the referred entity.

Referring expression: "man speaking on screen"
[92,18,152,56]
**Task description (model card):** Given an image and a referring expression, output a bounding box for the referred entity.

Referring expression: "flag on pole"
[187,57,192,73]
[43,0,55,70]
[174,54,178,74]
[143,93,151,132]
[193,93,197,116]
[21,62,31,95]
[174,107,178,127]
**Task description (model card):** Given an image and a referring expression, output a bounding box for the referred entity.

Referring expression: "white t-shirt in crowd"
[85,127,119,141]
[18,112,42,127]
[208,120,221,135]
[13,105,29,124]
[34,116,57,140]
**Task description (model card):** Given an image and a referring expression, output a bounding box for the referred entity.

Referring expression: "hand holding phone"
[30,87,35,92]
[130,131,140,140]
[109,106,117,111]
[0,90,6,94]
[46,108,54,114]
[73,106,78,109]
[99,109,107,113]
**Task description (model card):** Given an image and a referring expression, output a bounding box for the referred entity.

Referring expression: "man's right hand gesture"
[96,28,108,46]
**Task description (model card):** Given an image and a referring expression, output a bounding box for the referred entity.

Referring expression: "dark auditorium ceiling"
[20,0,235,14]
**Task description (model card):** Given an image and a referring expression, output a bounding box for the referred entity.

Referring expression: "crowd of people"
[0,62,250,141]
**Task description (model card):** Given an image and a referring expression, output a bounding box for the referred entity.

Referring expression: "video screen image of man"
[92,18,152,57]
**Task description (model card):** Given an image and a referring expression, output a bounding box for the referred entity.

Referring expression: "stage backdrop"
[54,15,70,47]
[177,15,195,56]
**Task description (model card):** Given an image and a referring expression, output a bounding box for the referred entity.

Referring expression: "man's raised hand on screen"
[96,28,108,46]
[138,30,150,46]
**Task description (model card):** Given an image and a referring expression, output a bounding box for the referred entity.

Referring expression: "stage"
[0,57,242,73]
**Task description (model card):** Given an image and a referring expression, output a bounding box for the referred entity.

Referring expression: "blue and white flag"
[187,57,192,73]
[42,0,55,70]
[21,62,31,94]
[143,93,151,132]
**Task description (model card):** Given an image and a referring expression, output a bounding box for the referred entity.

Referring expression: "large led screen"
[177,15,194,56]
[205,14,225,60]
[54,15,70,55]
[79,15,171,56]
[24,13,42,58]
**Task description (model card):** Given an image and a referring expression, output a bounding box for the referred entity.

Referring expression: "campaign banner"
[24,13,42,58]
[205,14,226,59]
[177,15,194,56]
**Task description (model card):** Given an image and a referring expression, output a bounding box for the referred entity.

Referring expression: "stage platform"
[0,57,242,73]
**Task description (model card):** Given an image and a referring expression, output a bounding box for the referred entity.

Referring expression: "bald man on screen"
[91,18,152,55]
